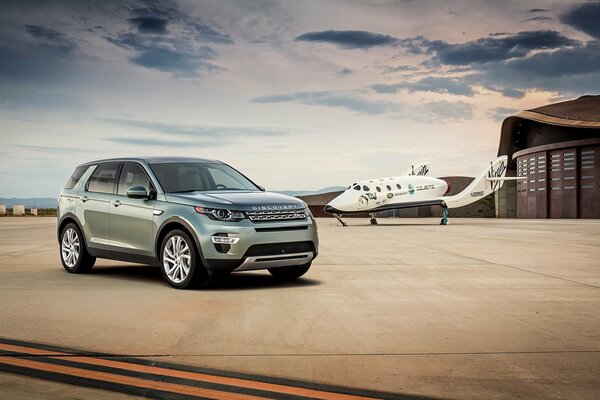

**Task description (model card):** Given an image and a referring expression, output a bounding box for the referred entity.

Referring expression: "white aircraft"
[325,155,517,225]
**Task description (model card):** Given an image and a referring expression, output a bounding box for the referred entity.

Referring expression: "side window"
[118,163,151,195]
[64,166,88,190]
[87,163,120,194]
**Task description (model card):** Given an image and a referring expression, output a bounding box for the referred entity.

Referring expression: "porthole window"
[396,184,401,189]
[386,185,391,191]
[376,187,381,192]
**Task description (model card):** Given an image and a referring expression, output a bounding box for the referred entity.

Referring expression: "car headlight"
[194,206,245,222]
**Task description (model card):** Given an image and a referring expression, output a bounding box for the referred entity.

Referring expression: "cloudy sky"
[1,0,599,197]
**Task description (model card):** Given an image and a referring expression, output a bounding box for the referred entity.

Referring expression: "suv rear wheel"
[60,223,96,273]
[268,262,311,281]
[160,230,207,289]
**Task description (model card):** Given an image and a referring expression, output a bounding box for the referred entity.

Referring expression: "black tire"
[159,229,207,289]
[268,262,311,281]
[59,223,96,273]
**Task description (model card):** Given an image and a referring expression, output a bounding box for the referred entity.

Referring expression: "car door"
[81,162,120,252]
[109,162,156,258]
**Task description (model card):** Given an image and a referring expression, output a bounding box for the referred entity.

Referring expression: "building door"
[579,146,600,218]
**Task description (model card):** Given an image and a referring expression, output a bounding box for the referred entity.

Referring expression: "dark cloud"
[378,65,419,74]
[502,40,600,78]
[500,88,525,98]
[405,30,580,66]
[523,16,553,22]
[106,32,222,76]
[128,16,169,34]
[560,2,600,40]
[336,68,353,78]
[101,118,287,138]
[250,91,399,115]
[249,91,474,122]
[527,9,549,13]
[470,40,600,96]
[371,76,475,96]
[295,30,398,49]
[190,22,234,45]
[24,24,78,55]
[488,107,518,122]
[104,1,232,76]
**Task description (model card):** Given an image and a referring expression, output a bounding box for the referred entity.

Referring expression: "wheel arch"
[57,213,85,244]
[155,217,207,265]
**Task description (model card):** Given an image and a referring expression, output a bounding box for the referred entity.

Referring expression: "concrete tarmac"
[0,217,599,399]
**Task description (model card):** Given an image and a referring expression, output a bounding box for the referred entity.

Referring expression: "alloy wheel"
[61,228,80,268]
[163,236,191,284]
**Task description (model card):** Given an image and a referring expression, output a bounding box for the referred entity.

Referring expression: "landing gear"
[333,214,348,227]
[369,213,378,225]
[440,208,449,225]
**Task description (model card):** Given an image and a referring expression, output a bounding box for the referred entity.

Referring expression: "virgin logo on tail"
[413,165,429,176]
[488,161,506,192]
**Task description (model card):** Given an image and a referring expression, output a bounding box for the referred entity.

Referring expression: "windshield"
[149,162,260,193]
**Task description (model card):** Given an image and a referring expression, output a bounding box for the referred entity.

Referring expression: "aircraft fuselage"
[325,176,450,214]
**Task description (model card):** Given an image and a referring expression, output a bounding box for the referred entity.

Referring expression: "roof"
[79,156,219,166]
[498,95,600,159]
[527,95,600,123]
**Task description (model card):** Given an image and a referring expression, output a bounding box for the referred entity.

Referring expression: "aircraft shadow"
[90,265,322,291]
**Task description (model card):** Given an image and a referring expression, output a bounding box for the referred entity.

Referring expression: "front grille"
[246,208,307,223]
[244,241,314,257]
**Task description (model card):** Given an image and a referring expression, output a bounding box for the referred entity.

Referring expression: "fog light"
[211,236,239,245]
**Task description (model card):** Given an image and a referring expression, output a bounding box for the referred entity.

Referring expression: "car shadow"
[204,272,322,291]
[90,265,165,285]
[90,265,322,290]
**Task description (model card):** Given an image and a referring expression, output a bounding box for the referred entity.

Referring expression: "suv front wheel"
[60,223,96,273]
[160,230,207,289]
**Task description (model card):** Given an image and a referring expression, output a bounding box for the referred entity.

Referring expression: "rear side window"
[64,166,88,190]
[87,163,120,194]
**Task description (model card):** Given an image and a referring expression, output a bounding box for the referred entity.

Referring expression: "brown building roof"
[498,95,600,161]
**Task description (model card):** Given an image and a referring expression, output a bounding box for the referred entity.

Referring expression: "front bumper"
[187,213,319,273]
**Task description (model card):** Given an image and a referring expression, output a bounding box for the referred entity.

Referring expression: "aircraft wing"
[325,199,444,215]
[402,162,430,176]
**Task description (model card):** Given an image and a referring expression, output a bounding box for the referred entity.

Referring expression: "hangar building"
[496,95,600,219]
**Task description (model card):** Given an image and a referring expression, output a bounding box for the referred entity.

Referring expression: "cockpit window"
[353,185,360,190]
[363,185,369,191]
[376,187,381,192]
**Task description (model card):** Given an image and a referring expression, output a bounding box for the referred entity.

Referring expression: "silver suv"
[57,157,318,289]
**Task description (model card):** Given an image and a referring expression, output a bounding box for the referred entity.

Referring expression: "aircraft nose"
[325,194,345,214]
[324,204,340,214]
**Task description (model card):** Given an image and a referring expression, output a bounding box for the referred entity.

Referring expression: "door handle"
[80,196,88,202]
[112,200,121,207]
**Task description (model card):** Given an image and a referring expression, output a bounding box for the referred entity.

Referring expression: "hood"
[165,190,305,211]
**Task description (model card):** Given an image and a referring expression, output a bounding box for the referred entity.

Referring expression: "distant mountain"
[0,188,346,208]
[0,198,57,208]
[274,186,346,197]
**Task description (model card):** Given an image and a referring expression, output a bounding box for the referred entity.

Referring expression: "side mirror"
[127,186,149,199]
[257,185,266,192]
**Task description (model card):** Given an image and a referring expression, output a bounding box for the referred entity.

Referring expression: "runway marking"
[0,338,414,400]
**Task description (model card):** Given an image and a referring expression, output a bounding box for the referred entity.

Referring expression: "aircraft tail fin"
[403,162,430,176]
[443,156,509,209]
